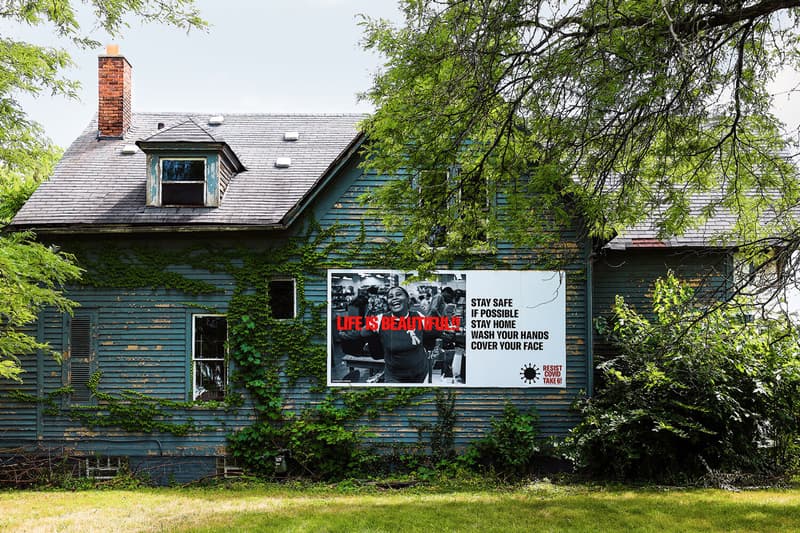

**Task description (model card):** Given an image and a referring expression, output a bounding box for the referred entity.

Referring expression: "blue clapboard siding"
[0,254,256,458]
[0,155,591,469]
[310,161,590,443]
[0,323,38,443]
[592,247,731,361]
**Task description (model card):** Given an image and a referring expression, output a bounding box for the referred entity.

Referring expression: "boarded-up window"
[269,279,296,319]
[69,314,94,403]
[193,315,227,401]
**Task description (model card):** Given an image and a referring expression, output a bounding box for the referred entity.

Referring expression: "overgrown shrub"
[468,401,541,476]
[228,404,371,480]
[568,273,800,481]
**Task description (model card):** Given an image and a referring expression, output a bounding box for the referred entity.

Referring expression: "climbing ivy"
[8,211,578,479]
[12,222,431,478]
[9,372,229,437]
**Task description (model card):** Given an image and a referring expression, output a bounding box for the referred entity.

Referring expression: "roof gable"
[139,118,222,143]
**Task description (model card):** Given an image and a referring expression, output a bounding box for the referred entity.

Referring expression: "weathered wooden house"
[0,50,730,483]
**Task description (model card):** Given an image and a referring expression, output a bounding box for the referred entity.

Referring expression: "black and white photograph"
[328,270,467,386]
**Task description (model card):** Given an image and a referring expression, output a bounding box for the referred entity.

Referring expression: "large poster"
[328,270,566,388]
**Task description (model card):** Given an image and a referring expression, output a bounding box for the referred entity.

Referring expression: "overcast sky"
[6,0,402,148]
[7,0,800,149]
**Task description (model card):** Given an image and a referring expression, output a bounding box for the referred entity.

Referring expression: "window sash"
[161,158,205,182]
[160,158,206,206]
[192,314,227,401]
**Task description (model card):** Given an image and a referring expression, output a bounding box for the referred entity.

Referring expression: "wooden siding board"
[592,248,730,361]
[0,329,39,444]
[314,164,590,443]
[1,158,592,461]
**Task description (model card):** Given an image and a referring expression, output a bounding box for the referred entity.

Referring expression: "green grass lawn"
[1,482,798,532]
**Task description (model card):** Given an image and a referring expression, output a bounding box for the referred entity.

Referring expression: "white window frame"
[160,157,206,206]
[269,277,297,319]
[191,313,227,401]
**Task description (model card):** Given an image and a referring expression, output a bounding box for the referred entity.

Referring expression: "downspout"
[585,237,594,397]
[36,313,44,440]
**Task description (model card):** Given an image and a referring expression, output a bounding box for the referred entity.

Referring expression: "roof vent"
[283,131,299,141]
[208,115,224,126]
[157,122,165,130]
[275,157,292,168]
[121,144,138,155]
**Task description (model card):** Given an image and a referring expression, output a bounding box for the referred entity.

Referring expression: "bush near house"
[568,273,800,481]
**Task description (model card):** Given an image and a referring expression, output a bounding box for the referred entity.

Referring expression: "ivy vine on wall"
[8,209,578,479]
[27,222,433,478]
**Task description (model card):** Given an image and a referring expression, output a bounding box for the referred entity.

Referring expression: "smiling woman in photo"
[379,285,429,383]
[338,284,431,383]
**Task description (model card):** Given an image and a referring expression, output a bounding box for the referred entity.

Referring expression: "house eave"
[5,223,287,235]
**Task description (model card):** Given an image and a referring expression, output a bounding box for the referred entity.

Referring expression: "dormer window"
[162,158,206,206]
[136,118,245,208]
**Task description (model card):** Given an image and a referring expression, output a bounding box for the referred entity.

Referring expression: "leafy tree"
[0,0,206,380]
[0,232,82,381]
[360,0,800,269]
[568,273,800,480]
[0,0,205,170]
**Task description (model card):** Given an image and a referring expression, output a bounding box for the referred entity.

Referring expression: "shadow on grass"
[177,491,800,533]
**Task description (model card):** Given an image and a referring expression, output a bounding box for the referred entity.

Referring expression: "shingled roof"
[10,112,363,231]
[608,193,737,250]
[139,117,225,143]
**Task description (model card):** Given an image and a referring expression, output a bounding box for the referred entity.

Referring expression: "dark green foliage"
[228,403,369,480]
[9,371,224,436]
[569,273,800,481]
[361,1,800,268]
[469,402,541,476]
[430,390,456,462]
[0,231,82,380]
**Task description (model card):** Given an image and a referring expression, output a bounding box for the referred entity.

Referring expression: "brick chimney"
[97,44,132,139]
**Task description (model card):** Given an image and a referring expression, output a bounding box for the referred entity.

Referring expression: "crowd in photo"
[330,271,467,385]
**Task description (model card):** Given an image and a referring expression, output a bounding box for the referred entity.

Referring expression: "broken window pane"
[194,360,225,401]
[193,315,227,401]
[162,159,204,182]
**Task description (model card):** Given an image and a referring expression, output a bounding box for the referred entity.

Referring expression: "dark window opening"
[193,315,227,401]
[427,224,448,248]
[162,159,205,206]
[162,183,205,205]
[269,279,296,319]
[458,172,491,244]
